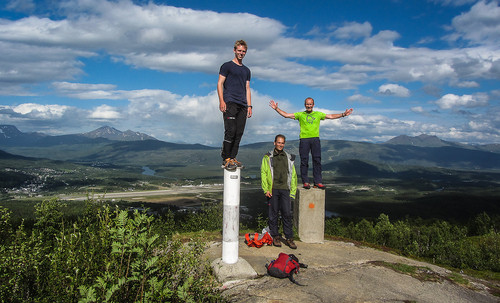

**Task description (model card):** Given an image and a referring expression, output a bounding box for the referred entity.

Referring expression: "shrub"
[0,198,225,302]
[324,213,500,273]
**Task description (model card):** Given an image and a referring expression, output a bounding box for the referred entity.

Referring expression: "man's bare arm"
[246,80,252,118]
[217,75,226,112]
[325,108,353,119]
[269,100,295,119]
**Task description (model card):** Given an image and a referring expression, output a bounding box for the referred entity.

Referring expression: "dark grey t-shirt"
[219,61,251,106]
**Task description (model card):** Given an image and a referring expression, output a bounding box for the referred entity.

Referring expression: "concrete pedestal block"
[294,188,325,243]
[211,257,257,283]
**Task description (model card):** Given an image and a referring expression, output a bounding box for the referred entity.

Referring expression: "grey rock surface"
[204,238,499,303]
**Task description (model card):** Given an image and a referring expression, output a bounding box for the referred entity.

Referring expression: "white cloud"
[411,106,425,113]
[53,82,121,99]
[53,82,117,92]
[0,0,498,94]
[347,94,380,104]
[332,21,372,40]
[447,0,500,45]
[491,89,500,98]
[454,80,480,88]
[378,84,410,97]
[13,103,68,118]
[435,93,489,109]
[0,41,91,95]
[6,0,35,13]
[89,105,121,119]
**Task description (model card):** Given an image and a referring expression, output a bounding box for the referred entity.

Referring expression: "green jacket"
[261,150,298,198]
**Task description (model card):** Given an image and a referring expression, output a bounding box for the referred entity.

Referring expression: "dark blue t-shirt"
[219,61,251,106]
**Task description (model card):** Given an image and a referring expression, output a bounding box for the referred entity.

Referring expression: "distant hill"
[0,125,156,147]
[74,140,218,165]
[385,134,456,147]
[0,149,33,160]
[1,126,500,171]
[0,125,47,146]
[82,126,157,141]
[318,139,500,171]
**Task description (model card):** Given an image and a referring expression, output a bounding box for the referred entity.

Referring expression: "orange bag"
[245,232,273,248]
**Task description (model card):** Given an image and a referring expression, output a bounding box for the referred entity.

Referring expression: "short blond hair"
[234,40,248,50]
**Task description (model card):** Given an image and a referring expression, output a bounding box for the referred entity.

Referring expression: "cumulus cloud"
[0,41,90,95]
[53,82,121,99]
[454,80,480,88]
[12,103,69,119]
[5,0,35,13]
[0,0,497,95]
[411,106,426,113]
[435,93,489,109]
[332,21,372,40]
[347,94,380,104]
[89,105,121,119]
[446,0,500,45]
[378,84,411,97]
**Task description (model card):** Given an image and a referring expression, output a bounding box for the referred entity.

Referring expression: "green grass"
[372,261,441,282]
[448,272,470,285]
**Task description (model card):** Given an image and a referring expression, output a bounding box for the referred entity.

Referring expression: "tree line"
[325,213,500,272]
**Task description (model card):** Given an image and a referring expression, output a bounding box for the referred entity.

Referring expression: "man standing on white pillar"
[261,134,298,249]
[218,40,252,170]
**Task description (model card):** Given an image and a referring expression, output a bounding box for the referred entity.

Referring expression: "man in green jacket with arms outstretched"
[261,134,298,249]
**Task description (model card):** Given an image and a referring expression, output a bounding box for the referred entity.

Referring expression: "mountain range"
[0,125,156,146]
[1,125,500,171]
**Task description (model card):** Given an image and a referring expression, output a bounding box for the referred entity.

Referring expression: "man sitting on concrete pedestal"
[261,134,298,249]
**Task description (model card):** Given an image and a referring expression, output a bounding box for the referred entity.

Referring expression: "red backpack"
[266,253,307,285]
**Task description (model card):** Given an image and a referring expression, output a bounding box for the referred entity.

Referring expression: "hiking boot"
[222,158,237,170]
[284,238,297,249]
[221,158,228,168]
[303,183,311,189]
[315,183,326,190]
[273,236,282,247]
[232,158,244,168]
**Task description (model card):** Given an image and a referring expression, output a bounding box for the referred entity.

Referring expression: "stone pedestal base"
[294,188,325,243]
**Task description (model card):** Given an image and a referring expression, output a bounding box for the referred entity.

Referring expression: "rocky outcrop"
[205,239,499,303]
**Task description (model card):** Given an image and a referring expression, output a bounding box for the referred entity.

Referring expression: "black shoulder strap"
[288,274,306,286]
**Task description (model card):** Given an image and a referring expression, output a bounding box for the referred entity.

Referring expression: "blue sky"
[0,0,499,145]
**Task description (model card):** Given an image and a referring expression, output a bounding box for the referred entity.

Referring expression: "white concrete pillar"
[222,167,241,264]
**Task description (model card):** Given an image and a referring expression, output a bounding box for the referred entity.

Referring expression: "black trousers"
[267,189,294,240]
[299,137,322,184]
[221,102,247,160]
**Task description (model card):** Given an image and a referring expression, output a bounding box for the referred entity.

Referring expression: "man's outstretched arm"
[269,100,295,119]
[325,108,353,119]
